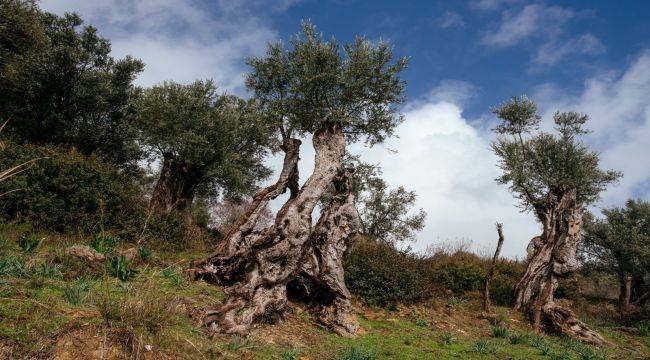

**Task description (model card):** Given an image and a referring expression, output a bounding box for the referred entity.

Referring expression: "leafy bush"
[489,273,517,306]
[430,252,485,294]
[107,255,137,281]
[0,143,145,235]
[17,233,41,252]
[344,238,433,306]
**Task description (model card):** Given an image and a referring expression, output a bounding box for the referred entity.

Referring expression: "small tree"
[190,22,407,337]
[491,96,620,344]
[136,80,273,214]
[581,199,650,311]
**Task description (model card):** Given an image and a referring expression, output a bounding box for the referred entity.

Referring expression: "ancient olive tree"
[136,80,273,214]
[491,96,621,344]
[190,22,407,337]
[581,199,650,311]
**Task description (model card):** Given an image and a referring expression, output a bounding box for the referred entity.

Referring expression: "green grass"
[0,226,647,359]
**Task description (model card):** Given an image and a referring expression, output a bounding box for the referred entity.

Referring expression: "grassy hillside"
[0,226,648,359]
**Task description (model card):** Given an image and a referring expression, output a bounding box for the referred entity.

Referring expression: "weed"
[120,285,178,334]
[530,336,551,356]
[227,335,253,351]
[138,246,152,261]
[446,296,468,309]
[36,262,61,278]
[162,266,183,286]
[63,278,91,305]
[414,318,427,327]
[549,351,571,360]
[107,255,137,281]
[281,347,300,360]
[90,234,118,254]
[508,332,528,344]
[338,346,377,360]
[17,233,41,253]
[637,320,650,336]
[0,255,26,276]
[491,325,509,338]
[440,332,454,344]
[472,340,495,354]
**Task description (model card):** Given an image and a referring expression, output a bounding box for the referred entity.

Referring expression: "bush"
[344,238,433,306]
[430,252,485,294]
[0,143,144,235]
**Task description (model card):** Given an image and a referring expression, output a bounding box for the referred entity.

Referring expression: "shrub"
[0,143,145,235]
[489,273,517,306]
[430,252,485,294]
[344,238,433,306]
[107,255,137,281]
[17,233,41,252]
[62,279,91,305]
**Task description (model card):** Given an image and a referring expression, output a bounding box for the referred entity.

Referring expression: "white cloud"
[470,0,520,12]
[39,0,278,92]
[534,50,650,204]
[482,4,574,47]
[438,11,465,29]
[533,33,605,66]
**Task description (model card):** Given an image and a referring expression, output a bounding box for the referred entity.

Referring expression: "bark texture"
[150,153,201,213]
[190,123,360,336]
[619,275,632,312]
[514,189,606,345]
[483,223,504,313]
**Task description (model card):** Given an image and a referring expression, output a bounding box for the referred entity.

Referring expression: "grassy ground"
[1,226,648,359]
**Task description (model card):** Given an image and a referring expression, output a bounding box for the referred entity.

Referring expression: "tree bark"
[514,189,606,345]
[619,274,633,312]
[190,123,349,336]
[483,222,505,313]
[150,153,201,213]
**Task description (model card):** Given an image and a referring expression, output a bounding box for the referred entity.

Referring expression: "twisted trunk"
[190,123,351,335]
[514,189,606,345]
[150,153,201,213]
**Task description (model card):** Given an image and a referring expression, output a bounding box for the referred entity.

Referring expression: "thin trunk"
[150,154,200,213]
[190,123,347,336]
[620,275,632,312]
[483,222,505,313]
[514,189,606,345]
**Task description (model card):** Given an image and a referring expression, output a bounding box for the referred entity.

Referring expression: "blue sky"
[41,0,650,257]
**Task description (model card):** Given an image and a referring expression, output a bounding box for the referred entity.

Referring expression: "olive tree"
[581,199,650,311]
[190,22,407,337]
[491,96,620,344]
[136,80,273,214]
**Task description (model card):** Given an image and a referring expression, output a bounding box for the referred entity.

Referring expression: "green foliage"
[17,232,40,252]
[138,246,152,262]
[0,254,26,276]
[637,320,650,336]
[508,332,529,344]
[36,262,61,278]
[491,96,621,212]
[491,325,509,338]
[90,234,118,254]
[107,255,137,281]
[433,253,485,294]
[246,21,407,145]
[227,335,254,351]
[62,278,91,305]
[472,340,495,354]
[581,199,650,303]
[162,267,183,286]
[281,347,300,360]
[338,346,377,360]
[0,143,145,234]
[0,4,144,165]
[440,332,454,345]
[344,238,433,305]
[136,80,273,205]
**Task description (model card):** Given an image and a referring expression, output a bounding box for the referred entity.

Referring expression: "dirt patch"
[52,325,124,360]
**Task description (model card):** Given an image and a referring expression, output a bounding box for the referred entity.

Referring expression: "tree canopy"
[135,80,274,201]
[0,3,144,165]
[246,21,408,145]
[491,96,621,213]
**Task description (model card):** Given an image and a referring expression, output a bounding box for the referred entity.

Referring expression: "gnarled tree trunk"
[150,153,201,213]
[514,189,606,345]
[190,123,360,336]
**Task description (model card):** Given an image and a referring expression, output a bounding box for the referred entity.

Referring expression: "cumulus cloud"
[39,0,278,92]
[534,50,650,204]
[438,11,465,29]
